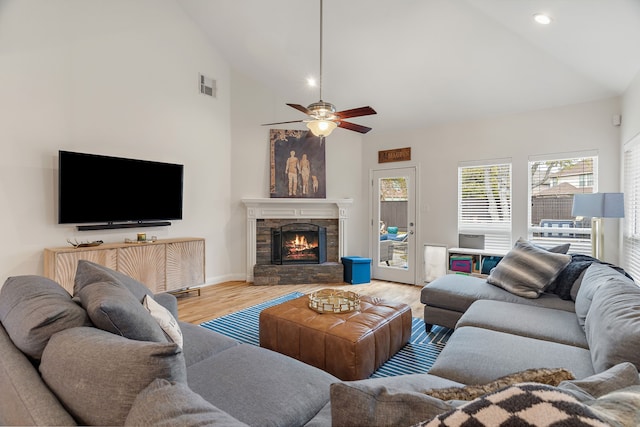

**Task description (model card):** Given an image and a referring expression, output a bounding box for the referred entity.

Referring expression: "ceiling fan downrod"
[318,0,324,102]
[260,0,376,135]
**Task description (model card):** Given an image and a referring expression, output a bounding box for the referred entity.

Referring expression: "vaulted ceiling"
[177,0,640,134]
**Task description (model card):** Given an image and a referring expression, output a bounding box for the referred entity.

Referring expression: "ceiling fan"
[262,0,377,137]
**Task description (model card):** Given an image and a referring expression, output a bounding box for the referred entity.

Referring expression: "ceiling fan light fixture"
[307,119,337,137]
[259,0,376,135]
[533,13,552,25]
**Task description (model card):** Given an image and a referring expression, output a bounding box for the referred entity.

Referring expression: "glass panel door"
[371,167,417,284]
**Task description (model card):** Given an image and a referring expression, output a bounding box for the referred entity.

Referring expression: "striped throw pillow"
[487,239,571,298]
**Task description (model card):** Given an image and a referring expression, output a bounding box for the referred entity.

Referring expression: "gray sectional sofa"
[0,260,338,427]
[1,252,639,426]
[421,242,640,384]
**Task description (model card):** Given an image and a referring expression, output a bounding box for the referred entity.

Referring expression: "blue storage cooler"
[341,256,372,284]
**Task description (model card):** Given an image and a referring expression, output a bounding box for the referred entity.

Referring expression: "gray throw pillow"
[75,280,168,342]
[585,280,640,373]
[39,327,186,426]
[0,275,90,360]
[125,379,249,426]
[534,242,571,254]
[330,381,455,426]
[74,260,152,301]
[487,238,571,298]
[558,362,640,401]
[585,385,640,427]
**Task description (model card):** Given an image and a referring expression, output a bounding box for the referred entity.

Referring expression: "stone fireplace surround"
[242,198,353,283]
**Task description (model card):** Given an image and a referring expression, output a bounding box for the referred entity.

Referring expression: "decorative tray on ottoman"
[308,289,361,314]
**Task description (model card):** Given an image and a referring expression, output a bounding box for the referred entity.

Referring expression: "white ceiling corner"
[176,0,640,134]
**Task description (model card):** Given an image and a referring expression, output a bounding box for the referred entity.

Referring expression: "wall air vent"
[199,74,216,98]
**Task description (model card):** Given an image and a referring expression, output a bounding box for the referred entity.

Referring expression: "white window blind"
[623,137,640,279]
[458,161,512,251]
[527,153,598,255]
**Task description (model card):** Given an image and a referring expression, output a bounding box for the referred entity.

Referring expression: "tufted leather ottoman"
[259,294,412,380]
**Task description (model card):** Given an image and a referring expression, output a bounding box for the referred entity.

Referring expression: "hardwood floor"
[176,280,424,324]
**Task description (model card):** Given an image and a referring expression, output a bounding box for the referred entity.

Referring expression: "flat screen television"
[58,150,183,228]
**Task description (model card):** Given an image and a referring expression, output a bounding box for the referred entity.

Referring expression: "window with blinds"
[623,138,640,279]
[458,160,512,251]
[527,152,598,255]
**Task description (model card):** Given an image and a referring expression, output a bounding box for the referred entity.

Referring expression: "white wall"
[0,0,232,284]
[622,71,640,145]
[363,97,623,274]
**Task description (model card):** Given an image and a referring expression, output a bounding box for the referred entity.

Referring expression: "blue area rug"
[200,292,452,378]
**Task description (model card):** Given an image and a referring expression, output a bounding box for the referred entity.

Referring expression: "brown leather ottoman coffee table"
[259,293,412,380]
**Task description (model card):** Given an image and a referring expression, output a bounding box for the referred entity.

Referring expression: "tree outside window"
[458,162,512,251]
[528,156,597,255]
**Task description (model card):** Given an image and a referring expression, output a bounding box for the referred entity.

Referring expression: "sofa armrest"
[153,292,179,319]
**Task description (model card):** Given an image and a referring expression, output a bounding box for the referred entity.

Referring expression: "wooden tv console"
[44,237,205,295]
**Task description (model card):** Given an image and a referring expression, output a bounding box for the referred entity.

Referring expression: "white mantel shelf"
[241,198,353,282]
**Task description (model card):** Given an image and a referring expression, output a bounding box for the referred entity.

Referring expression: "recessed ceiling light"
[533,13,553,25]
[307,77,317,87]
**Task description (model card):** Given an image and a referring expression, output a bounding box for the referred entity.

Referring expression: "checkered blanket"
[417,383,609,427]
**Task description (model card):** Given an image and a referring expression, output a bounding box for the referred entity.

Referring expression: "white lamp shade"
[572,193,624,218]
[306,119,337,137]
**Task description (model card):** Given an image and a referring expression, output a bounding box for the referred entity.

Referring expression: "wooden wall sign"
[378,147,411,163]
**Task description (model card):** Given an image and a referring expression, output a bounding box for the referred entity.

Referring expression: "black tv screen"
[58,150,184,225]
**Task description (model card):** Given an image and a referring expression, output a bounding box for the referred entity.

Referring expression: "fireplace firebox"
[271,223,327,265]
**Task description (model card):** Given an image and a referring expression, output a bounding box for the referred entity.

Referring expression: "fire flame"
[294,234,308,248]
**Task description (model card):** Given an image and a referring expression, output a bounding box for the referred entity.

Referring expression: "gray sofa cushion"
[75,280,168,342]
[74,260,152,301]
[330,382,455,427]
[486,238,571,298]
[457,300,588,348]
[125,379,248,426]
[0,275,90,360]
[305,403,333,427]
[585,279,640,372]
[575,263,633,328]
[188,344,336,427]
[422,274,575,314]
[180,322,239,367]
[40,326,186,426]
[428,327,595,384]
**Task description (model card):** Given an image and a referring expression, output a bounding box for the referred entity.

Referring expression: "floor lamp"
[571,193,624,260]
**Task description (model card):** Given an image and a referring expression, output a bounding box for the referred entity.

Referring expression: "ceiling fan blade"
[287,103,312,115]
[335,106,377,119]
[261,120,304,126]
[338,121,372,134]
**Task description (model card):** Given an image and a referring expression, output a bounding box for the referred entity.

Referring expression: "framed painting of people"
[269,129,326,198]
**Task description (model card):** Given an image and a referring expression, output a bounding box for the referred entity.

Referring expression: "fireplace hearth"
[271,223,326,265]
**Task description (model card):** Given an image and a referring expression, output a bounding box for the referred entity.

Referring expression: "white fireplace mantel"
[242,198,353,282]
